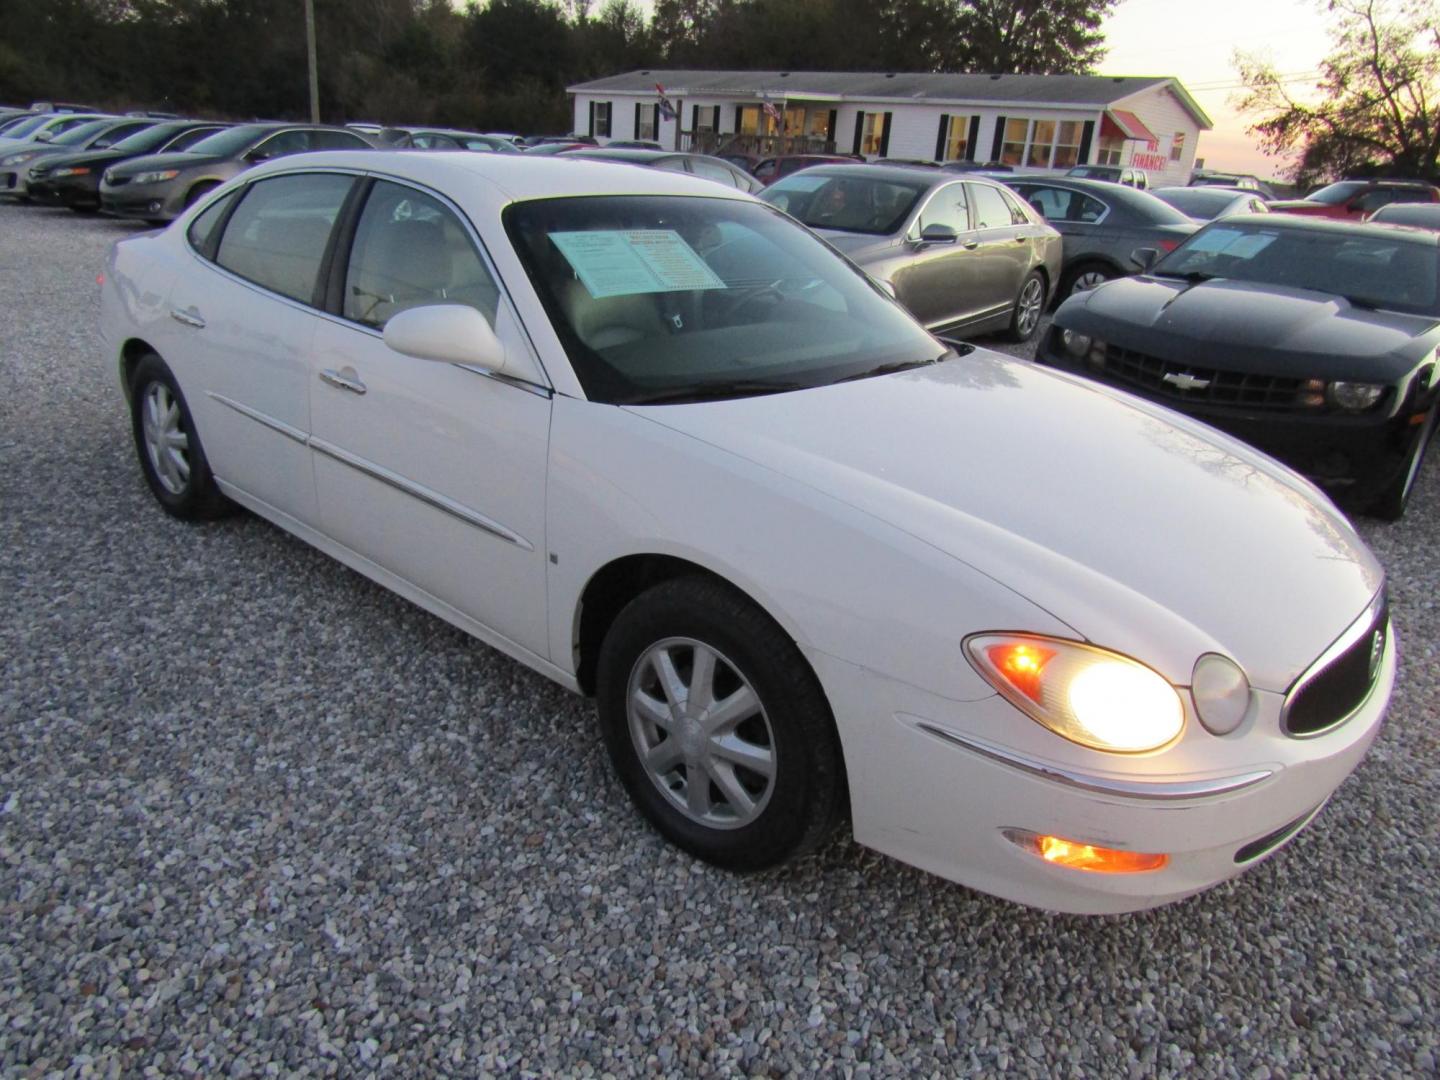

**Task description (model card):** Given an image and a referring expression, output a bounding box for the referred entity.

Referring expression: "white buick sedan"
[100,151,1394,914]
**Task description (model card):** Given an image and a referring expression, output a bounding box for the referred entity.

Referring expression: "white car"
[100,151,1394,914]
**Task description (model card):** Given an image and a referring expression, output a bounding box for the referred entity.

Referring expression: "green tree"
[1236,0,1440,186]
[947,0,1119,75]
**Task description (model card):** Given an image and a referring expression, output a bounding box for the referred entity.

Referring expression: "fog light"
[148,200,162,213]
[1061,329,1091,357]
[1006,829,1169,873]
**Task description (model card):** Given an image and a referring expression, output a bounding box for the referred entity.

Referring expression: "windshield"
[505,195,944,404]
[110,122,191,154]
[1154,222,1439,315]
[760,173,927,236]
[1305,181,1368,205]
[51,120,112,146]
[1,114,52,139]
[185,124,271,157]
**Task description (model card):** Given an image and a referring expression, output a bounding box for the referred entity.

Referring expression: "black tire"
[1369,404,1436,521]
[129,353,233,521]
[595,576,846,872]
[1058,260,1117,304]
[184,180,219,209]
[1003,270,1047,343]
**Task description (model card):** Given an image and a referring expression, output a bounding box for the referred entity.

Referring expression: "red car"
[1269,178,1440,220]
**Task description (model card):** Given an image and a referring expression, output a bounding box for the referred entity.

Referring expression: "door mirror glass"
[34,129,54,142]
[919,223,958,245]
[1132,246,1161,272]
[383,304,508,373]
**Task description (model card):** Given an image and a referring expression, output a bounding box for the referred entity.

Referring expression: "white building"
[567,70,1212,186]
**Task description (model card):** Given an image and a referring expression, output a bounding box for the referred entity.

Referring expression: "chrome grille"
[1095,345,1305,410]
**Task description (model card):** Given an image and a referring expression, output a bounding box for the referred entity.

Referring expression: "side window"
[1016,185,1067,221]
[215,173,353,303]
[969,183,1016,230]
[1389,187,1431,206]
[186,189,238,255]
[253,130,312,159]
[998,187,1031,225]
[310,129,370,150]
[164,126,222,152]
[343,180,500,329]
[94,121,149,148]
[655,157,690,174]
[1074,193,1108,223]
[1355,190,1392,213]
[918,183,970,233]
[754,159,778,182]
[691,159,746,189]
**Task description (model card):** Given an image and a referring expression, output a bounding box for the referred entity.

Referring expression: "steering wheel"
[711,279,786,323]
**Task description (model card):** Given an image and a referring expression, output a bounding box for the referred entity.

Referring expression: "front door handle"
[170,307,206,329]
[962,239,979,250]
[320,368,367,395]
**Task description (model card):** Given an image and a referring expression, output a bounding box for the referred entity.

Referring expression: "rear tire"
[595,576,846,872]
[129,353,233,521]
[1058,260,1116,304]
[1004,270,1046,342]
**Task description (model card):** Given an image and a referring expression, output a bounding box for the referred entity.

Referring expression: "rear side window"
[311,129,370,150]
[970,183,1016,230]
[691,159,746,189]
[997,186,1032,225]
[342,180,499,328]
[253,130,312,159]
[215,173,353,303]
[186,189,238,255]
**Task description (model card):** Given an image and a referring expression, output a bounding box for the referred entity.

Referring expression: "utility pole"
[304,0,320,123]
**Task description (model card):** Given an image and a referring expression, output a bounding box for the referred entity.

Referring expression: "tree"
[1236,0,1440,186]
[947,0,1119,75]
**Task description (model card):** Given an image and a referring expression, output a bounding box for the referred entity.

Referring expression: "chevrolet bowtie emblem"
[1162,371,1211,391]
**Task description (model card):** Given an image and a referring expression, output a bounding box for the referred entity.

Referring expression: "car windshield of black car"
[1155,223,1439,315]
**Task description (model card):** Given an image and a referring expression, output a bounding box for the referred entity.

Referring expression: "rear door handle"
[320,368,367,395]
[170,307,206,329]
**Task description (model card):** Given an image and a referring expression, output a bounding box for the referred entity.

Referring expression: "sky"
[1098,0,1333,179]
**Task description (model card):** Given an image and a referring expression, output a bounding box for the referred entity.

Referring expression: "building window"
[696,106,716,133]
[1051,121,1083,169]
[636,104,658,141]
[942,115,970,161]
[1171,131,1185,162]
[861,112,888,157]
[783,106,806,137]
[1000,118,1030,166]
[807,110,832,139]
[1097,137,1124,166]
[738,105,778,137]
[592,101,611,138]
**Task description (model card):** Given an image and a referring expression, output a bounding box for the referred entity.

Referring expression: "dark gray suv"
[99,123,373,223]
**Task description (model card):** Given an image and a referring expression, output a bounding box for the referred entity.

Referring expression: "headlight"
[1190,654,1251,735]
[0,151,38,166]
[1060,329,1091,357]
[965,634,1184,753]
[131,169,180,185]
[1328,381,1385,411]
[50,166,91,178]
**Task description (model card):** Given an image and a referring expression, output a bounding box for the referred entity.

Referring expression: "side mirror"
[918,223,959,246]
[34,130,54,142]
[244,149,272,163]
[1132,247,1161,272]
[873,276,898,300]
[383,304,507,374]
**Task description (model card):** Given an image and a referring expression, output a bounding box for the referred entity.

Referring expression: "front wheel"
[595,576,846,871]
[1369,404,1436,521]
[1004,270,1047,342]
[129,353,232,520]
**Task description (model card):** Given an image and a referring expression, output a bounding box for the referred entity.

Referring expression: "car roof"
[1216,211,1440,246]
[776,162,949,189]
[241,149,754,210]
[568,148,688,162]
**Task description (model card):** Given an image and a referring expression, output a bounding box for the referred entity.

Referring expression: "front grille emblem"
[1162,371,1211,391]
[1368,628,1385,680]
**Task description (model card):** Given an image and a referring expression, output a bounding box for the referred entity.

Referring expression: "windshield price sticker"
[1185,228,1277,259]
[551,229,726,298]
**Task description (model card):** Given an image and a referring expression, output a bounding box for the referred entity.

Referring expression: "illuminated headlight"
[965,634,1184,753]
[131,169,180,185]
[1190,654,1251,735]
[0,151,39,166]
[49,166,91,178]
[1328,381,1385,411]
[1060,329,1091,357]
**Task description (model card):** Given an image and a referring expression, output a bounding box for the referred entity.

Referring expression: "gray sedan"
[99,122,373,223]
[1003,176,1198,303]
[1152,185,1271,222]
[760,164,1062,342]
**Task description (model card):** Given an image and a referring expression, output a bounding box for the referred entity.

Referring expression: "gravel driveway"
[2,201,1437,1078]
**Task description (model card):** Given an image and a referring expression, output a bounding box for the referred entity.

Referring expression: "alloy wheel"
[141,382,190,495]
[1017,277,1044,336]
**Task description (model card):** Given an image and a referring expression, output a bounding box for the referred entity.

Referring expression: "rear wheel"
[596,576,845,871]
[1370,404,1437,521]
[1058,260,1116,303]
[1004,270,1046,342]
[129,353,232,521]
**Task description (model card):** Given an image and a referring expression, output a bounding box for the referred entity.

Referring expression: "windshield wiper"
[832,352,947,384]
[625,379,809,405]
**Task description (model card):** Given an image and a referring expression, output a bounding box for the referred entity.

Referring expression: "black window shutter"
[733,104,742,133]
[690,103,698,133]
[827,108,837,143]
[852,111,865,155]
[1078,119,1096,163]
[714,106,722,131]
[935,114,949,160]
[990,115,1006,162]
[634,102,641,138]
[588,100,595,137]
[966,116,980,161]
[879,112,893,157]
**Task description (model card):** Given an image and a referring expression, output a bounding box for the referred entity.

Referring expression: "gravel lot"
[2,200,1438,1079]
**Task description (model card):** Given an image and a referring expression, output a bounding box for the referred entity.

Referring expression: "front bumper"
[1035,335,1425,506]
[806,622,1393,915]
[99,178,188,222]
[27,173,101,209]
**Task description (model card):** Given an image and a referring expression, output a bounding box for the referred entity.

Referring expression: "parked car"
[26,120,228,211]
[1038,214,1439,518]
[761,163,1060,341]
[0,116,156,197]
[561,147,763,194]
[605,140,664,150]
[0,112,112,151]
[940,160,1013,173]
[1189,170,1276,199]
[99,122,372,222]
[1152,185,1271,222]
[752,153,855,185]
[1268,178,1440,220]
[376,127,521,153]
[1066,164,1150,189]
[1004,175,1198,301]
[525,134,597,148]
[522,141,590,156]
[1368,203,1440,232]
[101,150,1393,915]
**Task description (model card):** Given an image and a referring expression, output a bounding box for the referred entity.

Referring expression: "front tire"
[1370,403,1436,521]
[1004,270,1046,342]
[129,353,232,520]
[596,576,846,872]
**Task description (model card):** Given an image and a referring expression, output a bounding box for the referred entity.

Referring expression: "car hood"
[1267,200,1334,215]
[814,229,897,264]
[108,151,215,176]
[32,146,136,171]
[1062,276,1435,378]
[629,352,1383,691]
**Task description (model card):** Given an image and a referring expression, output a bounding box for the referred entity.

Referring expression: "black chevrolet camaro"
[1038,214,1440,519]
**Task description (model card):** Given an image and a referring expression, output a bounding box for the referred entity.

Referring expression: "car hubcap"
[1017,278,1043,335]
[626,637,776,830]
[141,382,190,495]
[1073,270,1109,293]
